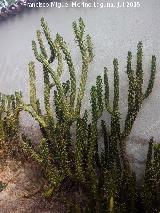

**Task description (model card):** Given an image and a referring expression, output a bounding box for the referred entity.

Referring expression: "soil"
[0,160,66,213]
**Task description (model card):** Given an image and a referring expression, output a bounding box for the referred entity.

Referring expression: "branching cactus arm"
[18,73,46,128]
[40,18,64,78]
[43,66,53,119]
[36,30,48,60]
[143,55,156,99]
[38,19,66,117]
[0,91,22,140]
[86,124,98,195]
[73,18,94,116]
[104,67,110,109]
[90,86,98,125]
[122,43,156,139]
[56,34,76,109]
[40,58,72,120]
[86,35,94,62]
[40,17,56,64]
[96,75,103,117]
[29,17,93,122]
[111,59,120,138]
[75,111,88,182]
[29,62,40,113]
[135,41,143,111]
[54,42,64,81]
[22,104,47,128]
[31,38,70,121]
[36,30,53,119]
[123,52,136,138]
[32,40,42,63]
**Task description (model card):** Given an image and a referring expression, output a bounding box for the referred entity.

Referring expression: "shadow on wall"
[126,136,157,184]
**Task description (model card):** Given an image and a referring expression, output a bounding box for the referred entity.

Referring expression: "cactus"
[123,50,156,139]
[0,91,22,161]
[0,91,22,141]
[19,17,158,212]
[142,138,160,212]
[20,17,94,194]
[20,17,116,211]
[104,43,156,142]
[21,17,93,124]
[99,44,156,142]
[84,41,156,212]
[93,43,157,172]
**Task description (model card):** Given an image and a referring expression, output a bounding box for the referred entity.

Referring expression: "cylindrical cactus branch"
[111,58,120,139]
[16,17,157,211]
[135,41,143,111]
[56,33,76,109]
[20,18,95,197]
[101,42,156,142]
[142,138,160,212]
[75,117,87,182]
[73,18,94,116]
[104,67,113,115]
[123,51,135,139]
[96,75,103,117]
[22,17,93,127]
[29,61,39,113]
[40,17,56,64]
[143,55,156,99]
[88,42,157,173]
[0,91,22,140]
[122,42,156,139]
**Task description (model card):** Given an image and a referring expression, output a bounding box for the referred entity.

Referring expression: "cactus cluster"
[0,17,159,212]
[142,138,160,212]
[0,91,22,161]
[0,92,22,140]
[20,17,95,195]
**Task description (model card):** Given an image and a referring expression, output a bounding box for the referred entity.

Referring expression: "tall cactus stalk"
[0,91,22,141]
[0,91,22,161]
[142,138,160,212]
[95,42,157,172]
[85,41,157,212]
[122,44,156,139]
[21,17,94,195]
[102,42,156,141]
[111,58,120,139]
[22,17,93,126]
